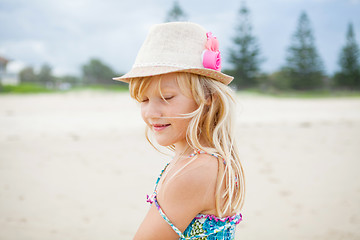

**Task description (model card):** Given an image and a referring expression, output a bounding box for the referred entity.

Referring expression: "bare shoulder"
[155,153,219,231]
[189,153,219,178]
[173,153,219,188]
[159,153,219,208]
[133,154,221,239]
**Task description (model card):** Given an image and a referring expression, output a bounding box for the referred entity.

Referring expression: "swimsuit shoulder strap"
[152,162,170,194]
[146,162,185,238]
[153,197,185,238]
[188,149,225,165]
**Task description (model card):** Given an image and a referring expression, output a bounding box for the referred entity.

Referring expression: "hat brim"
[112,66,233,85]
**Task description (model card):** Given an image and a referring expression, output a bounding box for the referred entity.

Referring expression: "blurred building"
[0,56,19,85]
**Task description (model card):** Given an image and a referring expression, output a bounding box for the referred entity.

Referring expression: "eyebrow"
[160,87,176,92]
[146,87,174,97]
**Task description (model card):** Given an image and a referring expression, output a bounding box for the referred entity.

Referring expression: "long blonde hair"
[129,72,245,216]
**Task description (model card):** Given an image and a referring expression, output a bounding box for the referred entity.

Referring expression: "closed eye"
[163,96,174,101]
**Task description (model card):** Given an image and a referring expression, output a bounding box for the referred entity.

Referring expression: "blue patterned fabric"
[182,213,242,240]
[147,195,242,239]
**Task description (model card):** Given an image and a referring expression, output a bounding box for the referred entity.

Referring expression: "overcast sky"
[1,0,359,77]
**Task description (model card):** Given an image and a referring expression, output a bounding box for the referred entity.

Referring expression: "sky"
[0,0,360,77]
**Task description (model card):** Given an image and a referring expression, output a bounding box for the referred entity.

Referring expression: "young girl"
[113,22,245,240]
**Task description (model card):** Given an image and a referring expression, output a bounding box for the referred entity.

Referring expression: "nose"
[141,99,162,120]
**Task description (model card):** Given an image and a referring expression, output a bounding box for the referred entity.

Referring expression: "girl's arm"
[134,154,218,240]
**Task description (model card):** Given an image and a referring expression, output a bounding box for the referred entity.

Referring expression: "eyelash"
[164,96,173,101]
[140,96,173,103]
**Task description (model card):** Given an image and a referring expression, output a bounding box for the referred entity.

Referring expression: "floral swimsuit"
[146,150,242,239]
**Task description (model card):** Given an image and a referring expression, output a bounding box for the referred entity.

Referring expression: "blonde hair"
[129,72,245,216]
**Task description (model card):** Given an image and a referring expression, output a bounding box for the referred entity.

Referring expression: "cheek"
[183,100,198,116]
[174,115,192,132]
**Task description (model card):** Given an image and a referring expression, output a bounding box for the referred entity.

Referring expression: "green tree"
[19,67,38,84]
[267,71,292,91]
[82,58,116,85]
[283,11,324,90]
[228,2,263,89]
[60,75,81,86]
[334,22,360,90]
[38,64,54,86]
[165,0,188,22]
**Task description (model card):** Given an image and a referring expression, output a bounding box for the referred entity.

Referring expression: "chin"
[153,135,177,147]
[155,139,174,147]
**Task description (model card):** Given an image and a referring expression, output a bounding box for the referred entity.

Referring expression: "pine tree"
[228,2,263,89]
[283,11,324,90]
[165,0,188,22]
[334,22,360,90]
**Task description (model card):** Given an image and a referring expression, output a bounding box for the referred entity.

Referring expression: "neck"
[173,143,193,159]
[173,138,209,159]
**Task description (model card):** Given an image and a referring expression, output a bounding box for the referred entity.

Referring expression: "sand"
[0,90,359,240]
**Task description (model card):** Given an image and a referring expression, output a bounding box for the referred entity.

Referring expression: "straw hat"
[112,22,233,85]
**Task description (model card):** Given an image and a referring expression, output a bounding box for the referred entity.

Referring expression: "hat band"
[133,62,199,69]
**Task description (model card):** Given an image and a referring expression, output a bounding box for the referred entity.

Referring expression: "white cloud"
[1,40,48,63]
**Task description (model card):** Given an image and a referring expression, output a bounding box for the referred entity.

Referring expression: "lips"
[152,123,171,131]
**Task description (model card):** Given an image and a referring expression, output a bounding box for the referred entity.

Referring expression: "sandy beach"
[0,90,359,240]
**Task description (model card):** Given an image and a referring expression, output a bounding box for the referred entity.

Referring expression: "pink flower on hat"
[202,32,221,71]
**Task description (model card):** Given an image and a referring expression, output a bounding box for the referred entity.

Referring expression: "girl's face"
[140,73,198,151]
